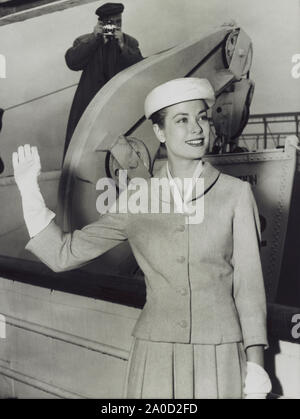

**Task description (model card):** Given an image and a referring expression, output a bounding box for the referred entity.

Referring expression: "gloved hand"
[12,145,55,238]
[244,361,272,399]
[13,144,41,189]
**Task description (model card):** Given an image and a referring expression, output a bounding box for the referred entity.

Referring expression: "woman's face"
[153,99,210,161]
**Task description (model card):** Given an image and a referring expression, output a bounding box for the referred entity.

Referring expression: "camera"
[103,21,117,37]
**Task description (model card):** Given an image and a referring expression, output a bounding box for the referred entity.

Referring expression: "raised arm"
[13,145,128,272]
[25,212,128,273]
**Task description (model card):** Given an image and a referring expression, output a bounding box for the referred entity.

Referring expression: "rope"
[3,84,77,112]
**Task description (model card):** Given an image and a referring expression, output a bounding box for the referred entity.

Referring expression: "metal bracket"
[95,133,152,181]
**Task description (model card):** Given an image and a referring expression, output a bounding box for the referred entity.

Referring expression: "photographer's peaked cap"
[144,78,216,119]
[96,3,124,19]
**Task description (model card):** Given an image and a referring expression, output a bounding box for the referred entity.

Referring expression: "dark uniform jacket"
[64,32,143,156]
[26,162,268,350]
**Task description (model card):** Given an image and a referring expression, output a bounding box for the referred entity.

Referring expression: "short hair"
[150,107,168,129]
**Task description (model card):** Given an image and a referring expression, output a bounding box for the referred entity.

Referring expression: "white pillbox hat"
[144,78,215,119]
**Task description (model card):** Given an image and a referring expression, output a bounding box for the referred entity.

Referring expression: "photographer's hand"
[115,29,124,49]
[93,21,104,38]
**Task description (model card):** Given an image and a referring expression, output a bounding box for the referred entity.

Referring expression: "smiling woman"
[11,77,272,399]
[152,101,209,166]
[146,78,214,178]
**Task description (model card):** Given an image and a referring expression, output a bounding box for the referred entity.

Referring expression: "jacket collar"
[153,160,220,203]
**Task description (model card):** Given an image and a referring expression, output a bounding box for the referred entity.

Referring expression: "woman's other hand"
[244,361,272,399]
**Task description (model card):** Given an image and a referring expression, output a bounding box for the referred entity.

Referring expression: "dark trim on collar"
[154,160,220,203]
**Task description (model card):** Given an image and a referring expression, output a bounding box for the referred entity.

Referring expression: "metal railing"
[239,112,300,150]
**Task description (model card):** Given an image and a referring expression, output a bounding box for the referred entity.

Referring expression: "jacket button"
[177,256,185,263]
[176,225,185,232]
[179,287,188,296]
[178,320,188,328]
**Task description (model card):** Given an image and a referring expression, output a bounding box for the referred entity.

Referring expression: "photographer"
[63,2,143,158]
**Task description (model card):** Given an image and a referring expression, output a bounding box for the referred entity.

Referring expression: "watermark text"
[291,314,300,339]
[291,54,300,79]
[96,170,205,224]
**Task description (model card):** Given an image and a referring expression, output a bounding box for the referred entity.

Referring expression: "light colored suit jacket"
[26,162,268,349]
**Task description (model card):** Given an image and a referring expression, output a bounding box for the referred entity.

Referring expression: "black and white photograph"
[0,0,299,401]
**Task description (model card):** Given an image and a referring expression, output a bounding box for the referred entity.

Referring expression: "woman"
[12,78,271,399]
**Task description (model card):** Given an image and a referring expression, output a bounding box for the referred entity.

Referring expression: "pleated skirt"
[123,338,247,399]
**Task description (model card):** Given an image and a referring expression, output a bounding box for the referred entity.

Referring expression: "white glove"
[12,144,55,238]
[244,361,272,399]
